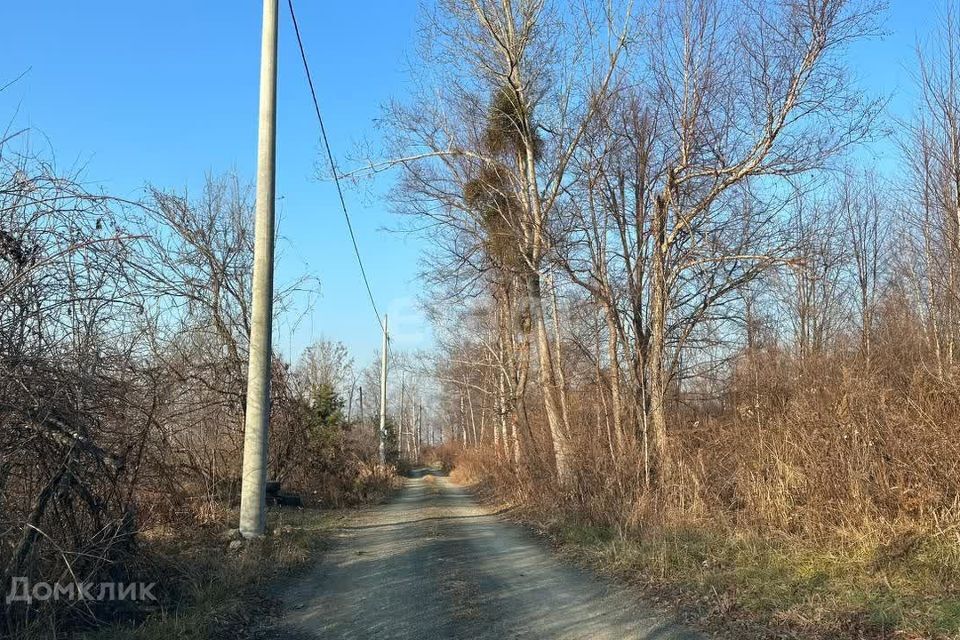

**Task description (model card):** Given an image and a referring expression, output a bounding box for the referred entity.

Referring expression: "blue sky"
[0,1,943,361]
[1,1,427,362]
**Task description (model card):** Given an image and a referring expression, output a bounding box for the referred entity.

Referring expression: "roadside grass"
[544,519,960,639]
[81,508,343,640]
[70,465,404,640]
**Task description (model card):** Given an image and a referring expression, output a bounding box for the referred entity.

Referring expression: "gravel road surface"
[271,471,703,640]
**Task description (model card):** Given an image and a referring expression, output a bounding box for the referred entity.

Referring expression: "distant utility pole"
[238,0,279,539]
[346,383,355,424]
[416,402,422,463]
[378,315,389,465]
[358,386,364,429]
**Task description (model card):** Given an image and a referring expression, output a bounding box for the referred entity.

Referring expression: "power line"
[286,0,385,334]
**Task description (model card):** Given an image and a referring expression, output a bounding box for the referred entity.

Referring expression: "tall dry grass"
[444,338,960,637]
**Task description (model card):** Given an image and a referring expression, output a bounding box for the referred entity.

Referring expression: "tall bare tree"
[382,0,633,483]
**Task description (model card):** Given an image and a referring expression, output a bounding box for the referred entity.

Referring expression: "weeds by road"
[535,519,960,640]
[79,508,341,640]
[458,491,954,640]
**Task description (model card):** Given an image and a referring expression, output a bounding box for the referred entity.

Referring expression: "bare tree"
[841,171,891,363]
[381,0,634,484]
[0,138,145,632]
[903,5,960,378]
[632,0,882,479]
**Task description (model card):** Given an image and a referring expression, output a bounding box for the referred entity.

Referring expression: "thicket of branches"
[0,137,391,634]
[387,0,960,539]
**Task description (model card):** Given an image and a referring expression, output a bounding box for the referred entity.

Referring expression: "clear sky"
[0,1,943,361]
[1,1,428,363]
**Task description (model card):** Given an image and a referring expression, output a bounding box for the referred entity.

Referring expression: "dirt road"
[271,472,703,639]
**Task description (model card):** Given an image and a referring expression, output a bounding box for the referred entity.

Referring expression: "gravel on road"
[270,472,704,640]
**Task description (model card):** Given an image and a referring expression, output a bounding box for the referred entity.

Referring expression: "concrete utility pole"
[346,382,355,424]
[378,315,389,465]
[238,0,279,539]
[416,402,422,463]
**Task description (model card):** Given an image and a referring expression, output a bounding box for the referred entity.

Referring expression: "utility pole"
[416,402,422,464]
[358,386,364,429]
[346,383,355,424]
[238,0,278,539]
[378,315,388,465]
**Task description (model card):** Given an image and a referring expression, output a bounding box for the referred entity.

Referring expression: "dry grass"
[77,508,339,640]
[73,468,402,640]
[447,357,960,639]
[540,519,960,640]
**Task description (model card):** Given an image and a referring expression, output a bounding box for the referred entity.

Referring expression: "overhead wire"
[285,0,385,335]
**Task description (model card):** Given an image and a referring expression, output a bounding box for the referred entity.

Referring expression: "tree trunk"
[548,272,573,436]
[526,271,573,484]
[648,191,670,481]
[604,301,625,453]
[466,386,479,446]
[459,390,467,445]
[492,397,502,457]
